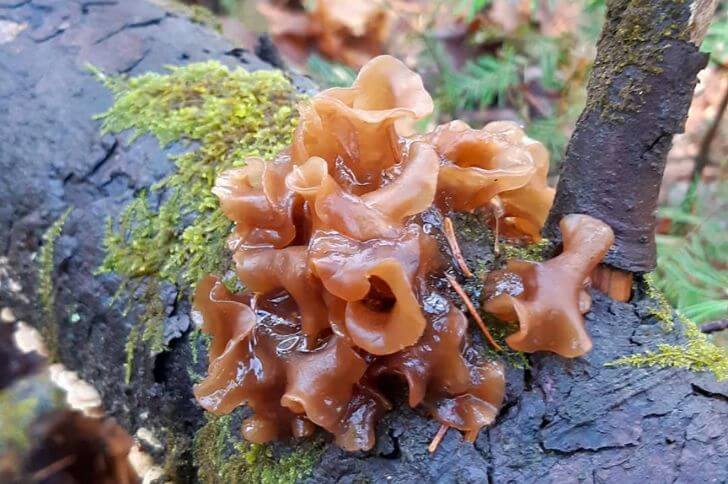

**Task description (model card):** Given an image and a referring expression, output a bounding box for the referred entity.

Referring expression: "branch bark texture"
[545,0,716,273]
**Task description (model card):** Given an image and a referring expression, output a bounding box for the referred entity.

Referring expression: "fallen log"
[0,0,726,483]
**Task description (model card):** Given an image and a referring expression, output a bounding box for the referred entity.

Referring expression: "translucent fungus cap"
[484,214,615,357]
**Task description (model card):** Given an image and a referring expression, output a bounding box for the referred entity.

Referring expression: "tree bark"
[545,0,717,273]
[0,1,726,483]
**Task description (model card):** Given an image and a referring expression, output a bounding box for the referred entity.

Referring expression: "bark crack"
[93,16,165,45]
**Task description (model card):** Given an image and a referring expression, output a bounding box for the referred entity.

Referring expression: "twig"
[428,423,449,453]
[445,273,502,351]
[443,217,474,277]
[493,215,500,256]
[490,198,504,256]
[700,319,728,334]
[30,455,76,481]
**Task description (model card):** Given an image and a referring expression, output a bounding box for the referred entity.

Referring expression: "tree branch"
[545,0,717,273]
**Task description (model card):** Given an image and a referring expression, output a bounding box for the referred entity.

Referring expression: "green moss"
[194,414,234,482]
[608,315,728,381]
[151,0,222,31]
[91,62,303,479]
[239,441,323,484]
[37,207,72,362]
[446,213,531,369]
[0,392,38,452]
[163,430,193,480]
[193,415,323,484]
[642,272,674,330]
[124,280,167,384]
[92,61,300,382]
[501,238,552,262]
[94,61,300,289]
[479,312,530,370]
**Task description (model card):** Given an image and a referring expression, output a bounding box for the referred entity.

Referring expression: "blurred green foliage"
[655,190,728,324]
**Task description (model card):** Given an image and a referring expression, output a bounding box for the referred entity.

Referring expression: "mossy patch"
[608,314,728,381]
[91,61,303,480]
[94,61,300,289]
[37,207,72,362]
[0,392,38,452]
[500,238,552,263]
[123,280,167,384]
[151,0,221,31]
[446,213,530,369]
[92,61,301,381]
[642,272,674,330]
[193,415,323,484]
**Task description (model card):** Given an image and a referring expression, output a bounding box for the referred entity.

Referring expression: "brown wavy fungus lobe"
[484,214,615,357]
[193,55,612,451]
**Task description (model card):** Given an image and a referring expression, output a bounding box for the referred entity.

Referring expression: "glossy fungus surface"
[193,55,604,451]
[484,214,615,357]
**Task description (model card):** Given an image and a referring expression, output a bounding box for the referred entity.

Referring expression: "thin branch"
[428,423,449,453]
[445,273,502,351]
[700,319,728,334]
[30,455,76,481]
[443,216,474,277]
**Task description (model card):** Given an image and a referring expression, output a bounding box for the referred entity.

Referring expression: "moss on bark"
[37,207,72,363]
[193,415,323,484]
[91,61,302,383]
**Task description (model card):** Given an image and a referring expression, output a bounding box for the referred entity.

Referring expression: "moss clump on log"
[608,314,728,381]
[501,238,552,263]
[0,392,37,452]
[123,280,167,384]
[90,60,307,481]
[151,0,221,31]
[94,61,301,289]
[642,273,675,330]
[91,61,301,381]
[607,276,727,381]
[193,415,323,484]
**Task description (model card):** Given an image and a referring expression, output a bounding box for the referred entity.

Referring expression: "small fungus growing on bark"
[484,214,615,357]
[193,55,612,451]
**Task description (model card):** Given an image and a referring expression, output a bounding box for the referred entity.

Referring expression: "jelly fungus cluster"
[193,55,614,451]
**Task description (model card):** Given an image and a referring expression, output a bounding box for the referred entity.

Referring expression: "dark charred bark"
[545,0,717,273]
[0,1,726,483]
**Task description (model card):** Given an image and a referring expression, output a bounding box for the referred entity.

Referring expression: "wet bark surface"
[0,1,726,482]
